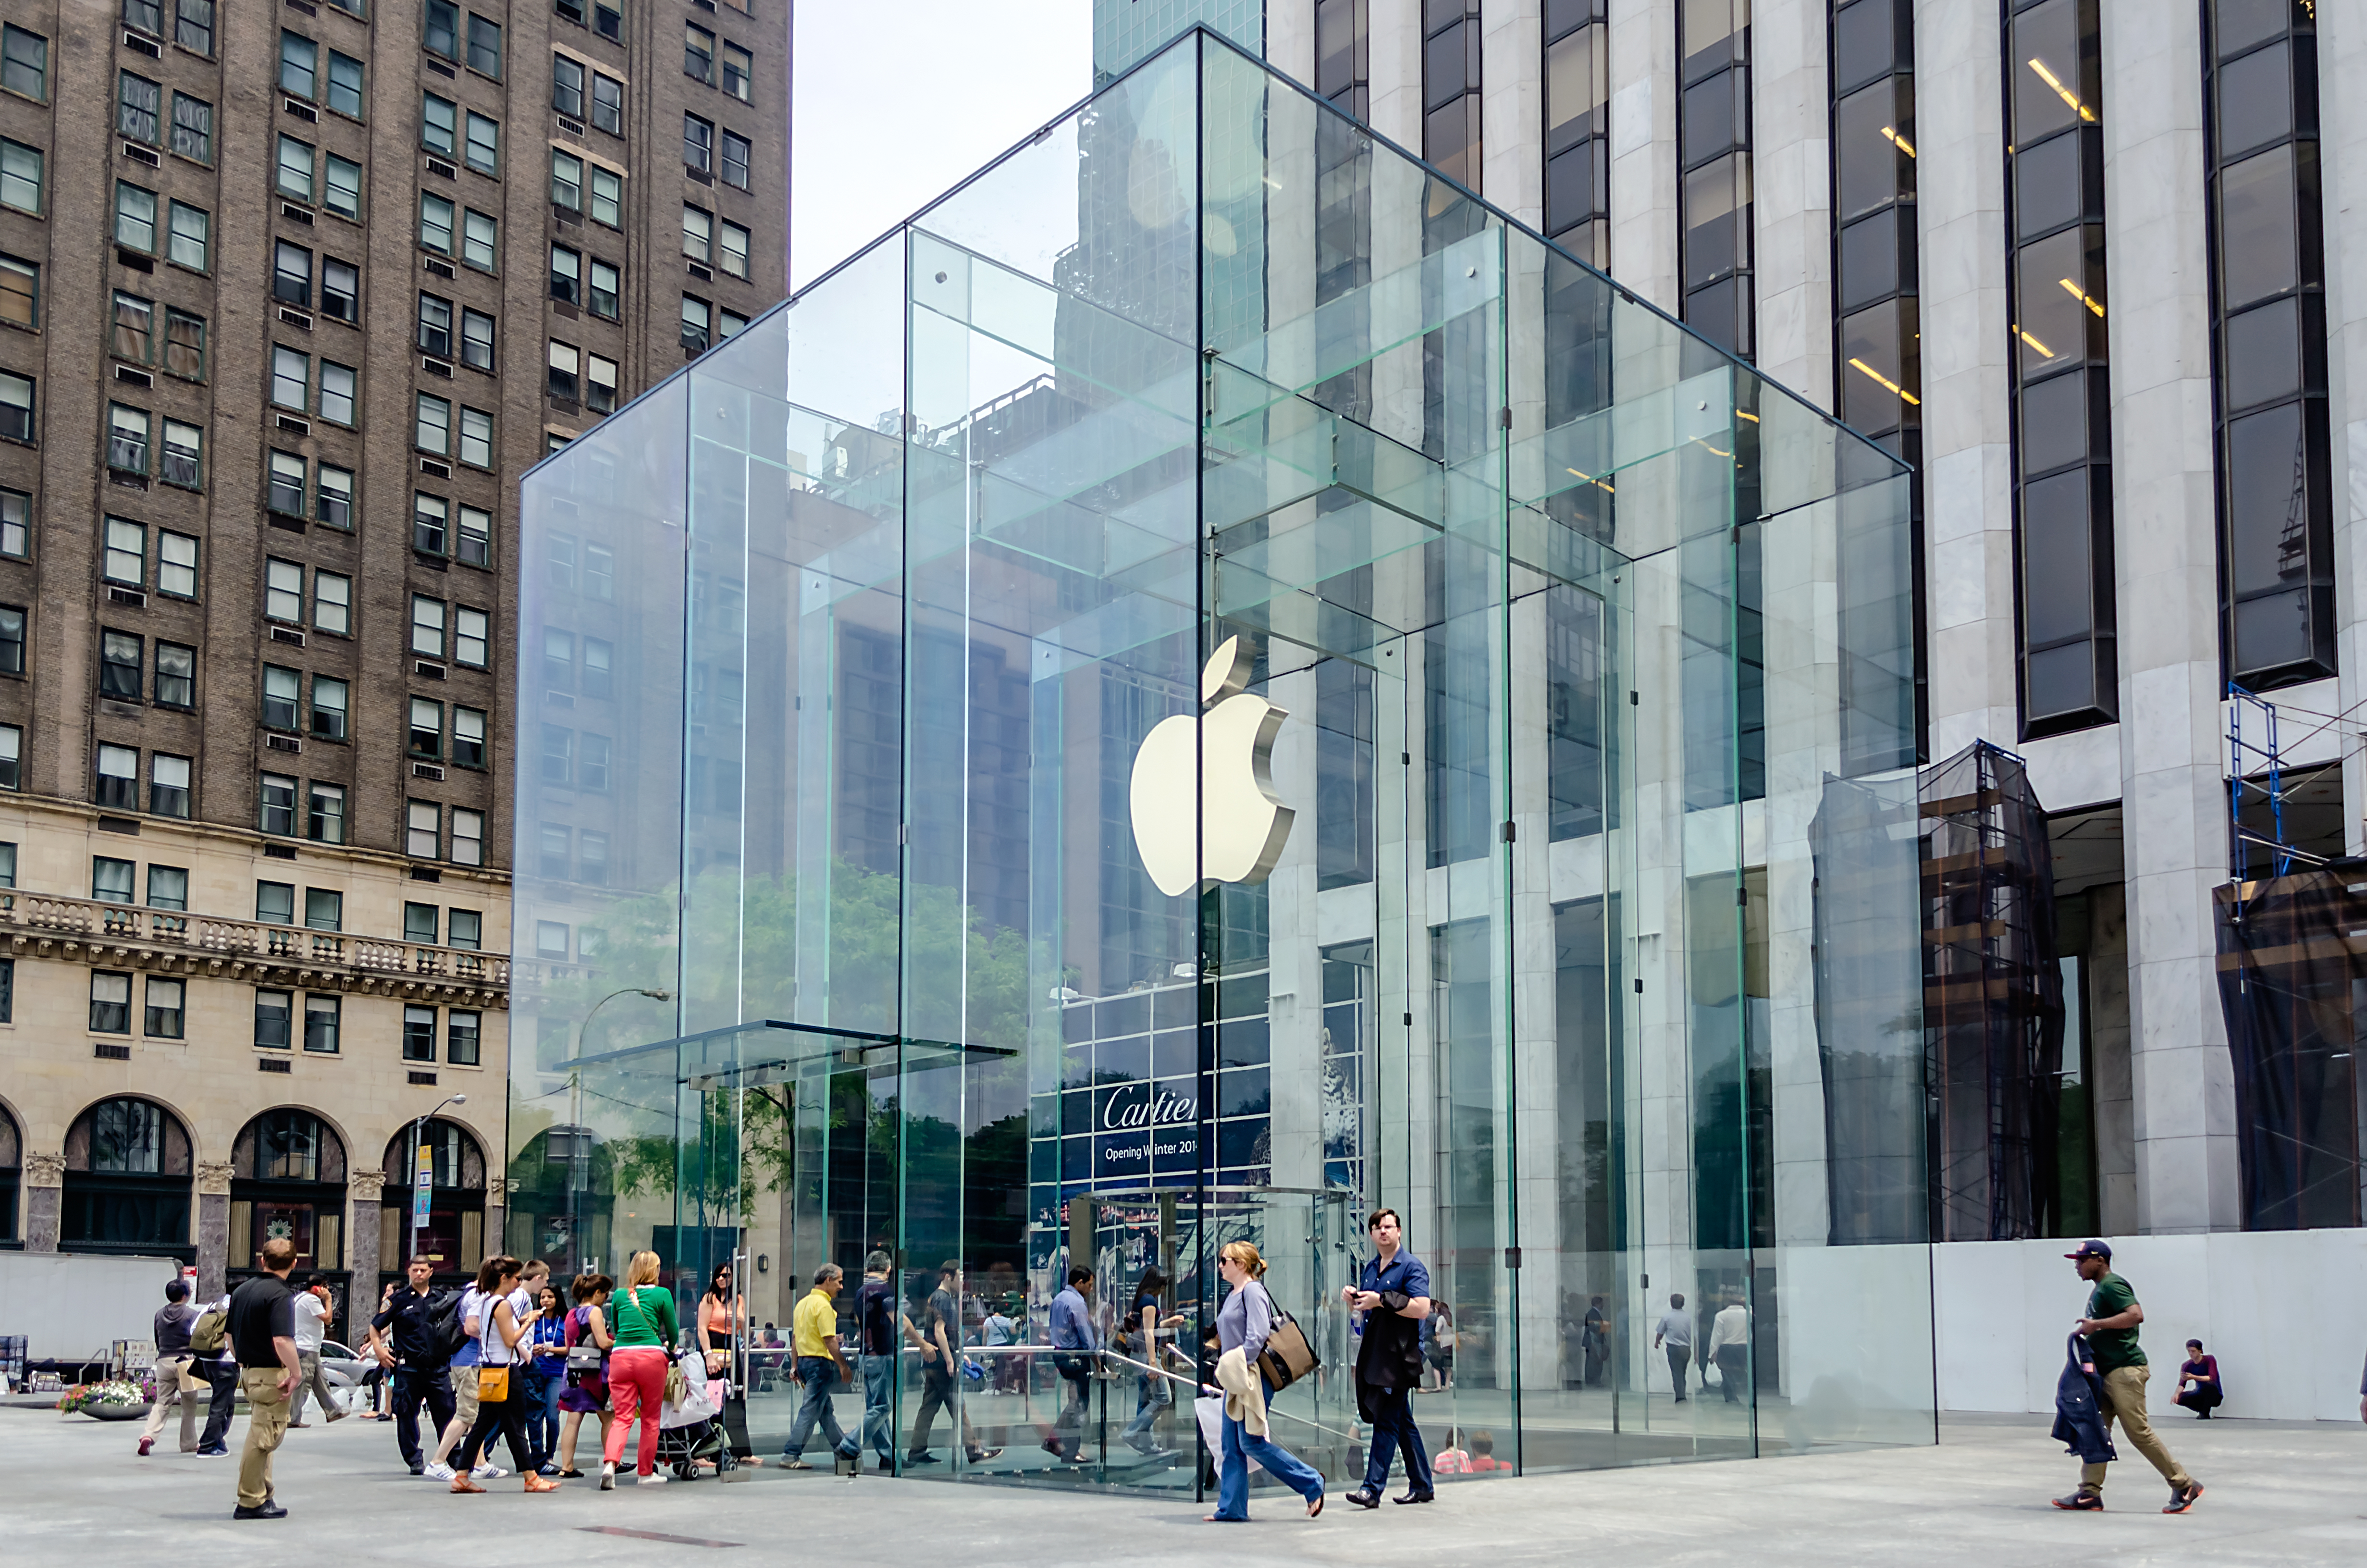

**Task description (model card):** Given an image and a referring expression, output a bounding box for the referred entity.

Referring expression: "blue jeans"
[784,1356,856,1459]
[1122,1370,1168,1451]
[523,1366,562,1464]
[1214,1374,1323,1520]
[859,1353,895,1462]
[1360,1384,1432,1495]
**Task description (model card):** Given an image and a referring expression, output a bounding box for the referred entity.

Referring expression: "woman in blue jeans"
[1206,1241,1324,1522]
[522,1282,567,1472]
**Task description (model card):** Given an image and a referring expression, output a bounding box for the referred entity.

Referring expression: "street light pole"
[407,1092,467,1276]
[567,987,671,1273]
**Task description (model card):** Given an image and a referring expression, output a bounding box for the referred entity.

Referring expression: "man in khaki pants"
[2053,1241,2204,1515]
[225,1237,303,1520]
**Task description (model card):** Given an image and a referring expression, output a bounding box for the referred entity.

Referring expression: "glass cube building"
[510,28,1930,1490]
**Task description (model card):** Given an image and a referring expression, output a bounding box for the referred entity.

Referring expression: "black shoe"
[1393,1488,1434,1505]
[875,1457,896,1472]
[966,1447,1001,1464]
[2051,1490,2103,1511]
[231,1503,288,1520]
[407,1466,425,1477]
[1344,1489,1381,1510]
[906,1449,941,1465]
[2162,1482,2203,1515]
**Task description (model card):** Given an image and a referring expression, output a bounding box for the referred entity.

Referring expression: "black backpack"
[426,1287,469,1361]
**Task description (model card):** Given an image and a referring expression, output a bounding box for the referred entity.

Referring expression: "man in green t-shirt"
[2054,1241,2202,1514]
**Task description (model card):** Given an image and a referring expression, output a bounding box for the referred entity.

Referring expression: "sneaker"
[326,1410,347,1423]
[137,1437,154,1457]
[538,1463,561,1477]
[641,1470,669,1485]
[422,1462,456,1482]
[230,1503,288,1520]
[599,1462,616,1491]
[2162,1481,2204,1515]
[783,1459,814,1470]
[471,1464,507,1480]
[195,1445,230,1458]
[2051,1489,2104,1511]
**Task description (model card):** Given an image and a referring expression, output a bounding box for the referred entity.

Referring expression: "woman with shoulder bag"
[448,1256,561,1494]
[602,1250,680,1489]
[555,1273,615,1477]
[1204,1242,1324,1522]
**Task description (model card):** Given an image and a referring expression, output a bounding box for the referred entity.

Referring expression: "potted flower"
[58,1379,151,1420]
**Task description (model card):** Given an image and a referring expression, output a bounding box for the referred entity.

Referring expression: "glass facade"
[511,30,1930,1495]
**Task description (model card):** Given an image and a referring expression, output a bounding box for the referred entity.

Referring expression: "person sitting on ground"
[2174,1340,2223,1419]
[1466,1430,1506,1472]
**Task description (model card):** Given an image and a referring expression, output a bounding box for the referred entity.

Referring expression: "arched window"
[0,1104,20,1245]
[231,1110,348,1282]
[62,1097,193,1257]
[506,1124,609,1275]
[379,1118,485,1286]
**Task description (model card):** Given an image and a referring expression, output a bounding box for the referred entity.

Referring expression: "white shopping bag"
[1194,1394,1261,1474]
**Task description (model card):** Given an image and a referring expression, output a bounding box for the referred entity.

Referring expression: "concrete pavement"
[6,1405,2365,1565]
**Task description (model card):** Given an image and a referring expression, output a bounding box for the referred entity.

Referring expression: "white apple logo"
[1128,635,1294,899]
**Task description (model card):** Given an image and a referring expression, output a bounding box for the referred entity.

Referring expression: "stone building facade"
[0,0,785,1303]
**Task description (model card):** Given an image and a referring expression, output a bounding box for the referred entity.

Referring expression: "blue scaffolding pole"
[2227,681,2292,882]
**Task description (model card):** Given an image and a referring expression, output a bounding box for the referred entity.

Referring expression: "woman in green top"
[600,1250,679,1488]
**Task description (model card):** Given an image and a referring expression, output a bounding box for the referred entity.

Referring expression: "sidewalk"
[7,1403,2363,1566]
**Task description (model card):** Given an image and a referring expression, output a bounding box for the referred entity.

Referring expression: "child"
[1467,1429,1506,1471]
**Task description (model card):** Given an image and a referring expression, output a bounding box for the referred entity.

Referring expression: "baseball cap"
[2063,1240,2111,1261]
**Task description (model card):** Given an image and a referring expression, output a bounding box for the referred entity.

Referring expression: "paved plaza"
[6,1406,2364,1566]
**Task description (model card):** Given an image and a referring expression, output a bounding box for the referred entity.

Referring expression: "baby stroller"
[655,1349,735,1480]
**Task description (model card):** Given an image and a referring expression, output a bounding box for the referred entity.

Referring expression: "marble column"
[348,1169,385,1291]
[196,1160,233,1297]
[485,1177,509,1262]
[23,1151,62,1253]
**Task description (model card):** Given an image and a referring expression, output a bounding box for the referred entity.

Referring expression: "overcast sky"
[790,0,1094,291]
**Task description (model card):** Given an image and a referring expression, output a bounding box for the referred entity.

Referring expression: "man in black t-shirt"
[366,1255,456,1475]
[226,1237,301,1519]
[852,1251,900,1470]
[909,1261,996,1467]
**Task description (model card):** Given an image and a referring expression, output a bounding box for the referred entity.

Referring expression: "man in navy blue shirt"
[1042,1266,1097,1465]
[1341,1208,1434,1507]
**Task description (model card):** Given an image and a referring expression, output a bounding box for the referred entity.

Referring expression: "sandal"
[524,1474,561,1494]
[1307,1494,1324,1518]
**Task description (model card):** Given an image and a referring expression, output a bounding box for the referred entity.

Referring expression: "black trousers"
[391,1364,457,1471]
[1664,1345,1691,1401]
[910,1366,967,1456]
[456,1385,536,1474]
[197,1358,240,1450]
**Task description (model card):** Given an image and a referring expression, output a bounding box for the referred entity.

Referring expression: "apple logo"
[1128,635,1295,898]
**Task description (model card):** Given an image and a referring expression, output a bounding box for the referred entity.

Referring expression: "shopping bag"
[1194,1394,1260,1474]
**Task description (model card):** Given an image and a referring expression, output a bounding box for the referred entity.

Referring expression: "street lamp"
[567,987,672,1272]
[407,1092,467,1276]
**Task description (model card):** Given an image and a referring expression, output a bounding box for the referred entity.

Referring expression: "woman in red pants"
[601,1250,678,1487]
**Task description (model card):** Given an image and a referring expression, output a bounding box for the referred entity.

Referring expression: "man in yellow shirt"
[782,1264,859,1469]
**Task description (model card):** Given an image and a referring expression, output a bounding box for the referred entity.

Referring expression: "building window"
[1679,0,1753,358]
[536,921,569,959]
[0,488,24,556]
[307,781,345,843]
[256,881,295,924]
[722,41,751,102]
[407,799,440,858]
[2006,0,2115,733]
[683,205,712,263]
[585,543,614,601]
[1422,0,1481,191]
[262,664,300,730]
[91,972,134,1034]
[684,113,713,173]
[100,630,145,706]
[463,209,497,271]
[452,808,483,866]
[116,182,158,251]
[681,296,711,353]
[0,254,33,327]
[154,642,194,705]
[411,595,445,657]
[274,133,315,198]
[0,371,30,443]
[146,977,185,1038]
[318,361,356,424]
[119,71,160,143]
[259,773,297,835]
[456,607,489,667]
[594,0,621,42]
[409,697,443,760]
[465,111,498,175]
[271,347,308,411]
[721,130,751,190]
[405,901,439,943]
[592,72,623,135]
[1,140,42,216]
[108,406,150,475]
[1,25,45,100]
[311,675,347,740]
[1544,1,1608,265]
[114,294,153,363]
[720,219,750,280]
[467,13,502,77]
[549,244,580,305]
[321,262,357,323]
[318,465,353,529]
[147,865,186,910]
[548,340,580,400]
[304,888,341,931]
[176,0,214,54]
[171,93,211,163]
[580,733,610,791]
[167,202,209,272]
[303,994,340,1053]
[0,605,21,675]
[425,0,458,60]
[255,988,293,1050]
[541,724,572,785]
[720,308,748,341]
[551,149,582,213]
[590,166,621,227]
[458,506,493,566]
[279,31,318,99]
[2207,1,2331,691]
[403,1004,436,1062]
[589,259,618,321]
[0,725,17,790]
[459,407,492,468]
[448,1010,481,1066]
[415,392,452,456]
[264,558,303,623]
[686,24,715,84]
[450,909,482,950]
[96,743,138,809]
[455,706,486,768]
[553,54,584,116]
[149,753,189,817]
[101,632,143,700]
[328,51,364,118]
[582,638,612,698]
[92,855,136,903]
[421,192,455,255]
[587,354,618,415]
[314,571,350,635]
[275,243,312,307]
[414,493,449,556]
[461,308,495,371]
[160,420,200,488]
[323,156,361,221]
[423,92,456,155]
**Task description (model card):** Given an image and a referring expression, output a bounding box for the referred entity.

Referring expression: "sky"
[790,0,1095,291]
